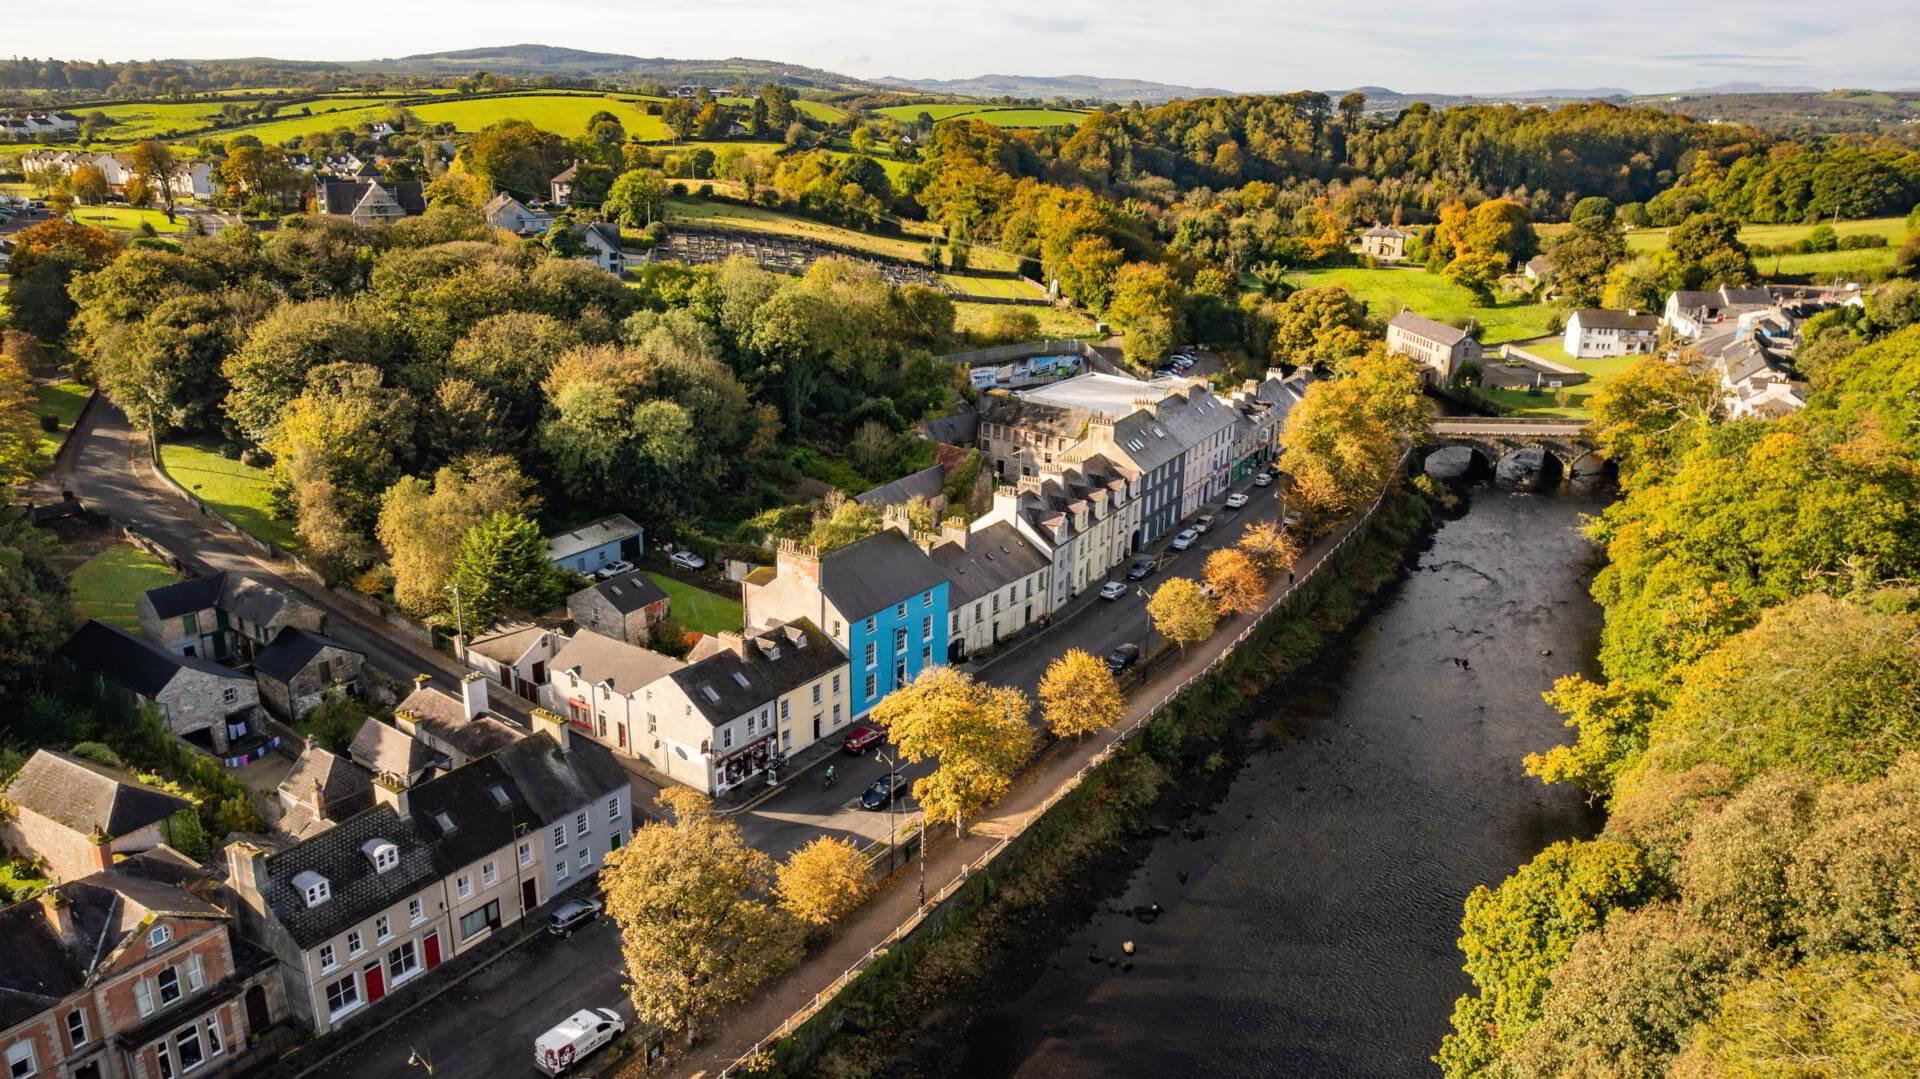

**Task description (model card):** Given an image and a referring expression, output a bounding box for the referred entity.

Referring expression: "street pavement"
[314,473,1294,1079]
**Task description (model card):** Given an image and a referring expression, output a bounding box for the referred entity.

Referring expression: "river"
[961,485,1609,1078]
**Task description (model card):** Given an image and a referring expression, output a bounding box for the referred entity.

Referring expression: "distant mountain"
[1486,87,1633,99]
[353,43,889,92]
[1670,81,1823,94]
[873,73,1237,102]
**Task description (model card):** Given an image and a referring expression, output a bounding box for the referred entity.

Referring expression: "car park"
[1105,643,1142,673]
[1126,559,1155,580]
[1170,529,1198,551]
[841,724,884,755]
[668,550,706,571]
[1099,580,1128,601]
[860,773,904,810]
[547,898,603,937]
[1224,492,1249,509]
[534,1008,625,1076]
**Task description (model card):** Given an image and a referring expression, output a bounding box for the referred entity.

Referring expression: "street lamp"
[875,749,900,874]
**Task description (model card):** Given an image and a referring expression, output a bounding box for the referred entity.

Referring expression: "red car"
[841,725,884,755]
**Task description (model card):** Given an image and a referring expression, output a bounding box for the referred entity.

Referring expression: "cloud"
[1651,52,1784,64]
[1003,12,1093,34]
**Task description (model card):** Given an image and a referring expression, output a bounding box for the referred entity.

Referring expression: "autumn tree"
[1203,548,1266,615]
[602,788,802,1042]
[775,837,869,927]
[377,456,536,621]
[1237,520,1302,578]
[0,346,43,489]
[603,168,668,228]
[1672,955,1920,1076]
[1256,285,1370,367]
[1147,577,1218,650]
[869,666,1037,835]
[1037,649,1126,741]
[127,140,181,218]
[1665,211,1755,289]
[1544,213,1627,307]
[1585,354,1719,487]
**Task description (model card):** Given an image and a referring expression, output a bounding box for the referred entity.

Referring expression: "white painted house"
[1562,309,1660,358]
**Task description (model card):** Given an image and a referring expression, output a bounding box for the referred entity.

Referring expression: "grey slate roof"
[315,179,425,216]
[278,746,374,825]
[929,523,1052,606]
[4,750,191,839]
[1363,224,1410,238]
[466,622,552,664]
[549,629,686,692]
[144,572,295,629]
[666,620,844,726]
[143,574,222,619]
[817,530,948,619]
[1571,308,1660,332]
[349,718,446,781]
[260,732,625,947]
[1388,310,1473,347]
[854,463,947,508]
[919,410,979,447]
[253,626,359,683]
[58,619,251,698]
[574,572,668,617]
[393,687,525,760]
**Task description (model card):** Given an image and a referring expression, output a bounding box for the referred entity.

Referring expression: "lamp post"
[917,807,928,908]
[875,750,900,874]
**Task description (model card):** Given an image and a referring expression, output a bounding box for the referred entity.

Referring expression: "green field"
[410,95,672,140]
[33,381,90,460]
[1757,247,1899,278]
[647,572,742,636]
[716,96,844,122]
[953,301,1101,339]
[69,205,189,234]
[942,274,1044,299]
[1283,266,1556,344]
[90,101,233,139]
[1481,339,1639,418]
[1539,215,1908,255]
[71,543,181,631]
[661,197,1021,272]
[871,103,1089,128]
[157,440,297,550]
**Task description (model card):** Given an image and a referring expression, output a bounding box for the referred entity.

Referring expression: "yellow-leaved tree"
[601,788,801,1043]
[1038,648,1126,741]
[1238,520,1303,578]
[776,836,869,927]
[1204,548,1267,615]
[1147,577,1218,650]
[870,666,1037,836]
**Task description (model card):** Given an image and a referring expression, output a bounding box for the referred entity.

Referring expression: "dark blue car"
[860,774,904,811]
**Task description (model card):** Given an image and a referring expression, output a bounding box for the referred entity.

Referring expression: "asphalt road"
[320,472,1292,1079]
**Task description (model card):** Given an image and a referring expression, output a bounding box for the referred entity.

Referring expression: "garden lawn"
[648,572,742,636]
[33,381,90,460]
[1282,266,1557,344]
[71,543,181,632]
[69,205,189,234]
[157,440,297,550]
[1480,338,1640,418]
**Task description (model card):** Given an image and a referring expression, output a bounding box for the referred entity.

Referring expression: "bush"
[696,183,713,199]
[669,182,687,197]
[39,413,58,434]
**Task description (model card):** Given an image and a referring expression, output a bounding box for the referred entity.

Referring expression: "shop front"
[713,734,777,793]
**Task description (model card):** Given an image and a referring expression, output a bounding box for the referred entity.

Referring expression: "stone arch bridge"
[1426,418,1608,481]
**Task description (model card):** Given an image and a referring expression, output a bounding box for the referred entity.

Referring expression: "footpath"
[665,491,1384,1077]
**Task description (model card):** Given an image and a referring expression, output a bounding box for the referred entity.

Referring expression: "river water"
[962,485,1609,1078]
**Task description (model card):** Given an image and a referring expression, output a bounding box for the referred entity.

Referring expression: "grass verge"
[157,439,297,550]
[33,380,89,460]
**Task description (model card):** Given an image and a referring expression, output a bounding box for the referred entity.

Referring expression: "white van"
[533,1008,626,1076]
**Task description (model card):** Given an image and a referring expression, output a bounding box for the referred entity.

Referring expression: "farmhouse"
[1562,309,1660,358]
[1359,224,1411,261]
[1386,310,1483,383]
[580,222,626,275]
[482,192,552,235]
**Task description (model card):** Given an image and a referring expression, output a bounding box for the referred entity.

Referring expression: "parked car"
[1283,512,1303,529]
[1170,529,1198,551]
[1224,492,1249,509]
[841,724,884,755]
[599,560,635,579]
[1192,514,1214,534]
[1099,580,1128,601]
[1252,471,1274,487]
[547,898,603,937]
[668,550,706,571]
[1126,558,1155,581]
[1153,368,1178,379]
[534,1008,625,1076]
[1171,356,1195,371]
[860,773,904,811]
[1105,643,1142,674]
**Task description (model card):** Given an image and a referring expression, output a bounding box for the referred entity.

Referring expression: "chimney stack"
[460,672,488,719]
[940,517,969,547]
[715,631,748,658]
[371,774,410,819]
[225,841,271,913]
[39,892,76,938]
[531,707,570,748]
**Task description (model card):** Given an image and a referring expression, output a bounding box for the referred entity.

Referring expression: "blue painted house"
[546,514,645,575]
[742,529,950,719]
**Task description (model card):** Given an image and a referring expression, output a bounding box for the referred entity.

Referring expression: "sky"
[13,0,1920,95]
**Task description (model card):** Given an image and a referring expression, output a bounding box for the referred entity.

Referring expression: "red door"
[423,932,442,969]
[363,962,385,1003]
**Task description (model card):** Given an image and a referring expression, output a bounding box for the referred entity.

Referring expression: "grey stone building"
[138,573,322,665]
[58,621,267,762]
[0,749,191,882]
[251,628,366,721]
[565,571,670,646]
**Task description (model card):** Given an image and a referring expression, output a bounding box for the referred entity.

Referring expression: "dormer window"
[361,839,400,873]
[148,924,172,949]
[293,870,331,907]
